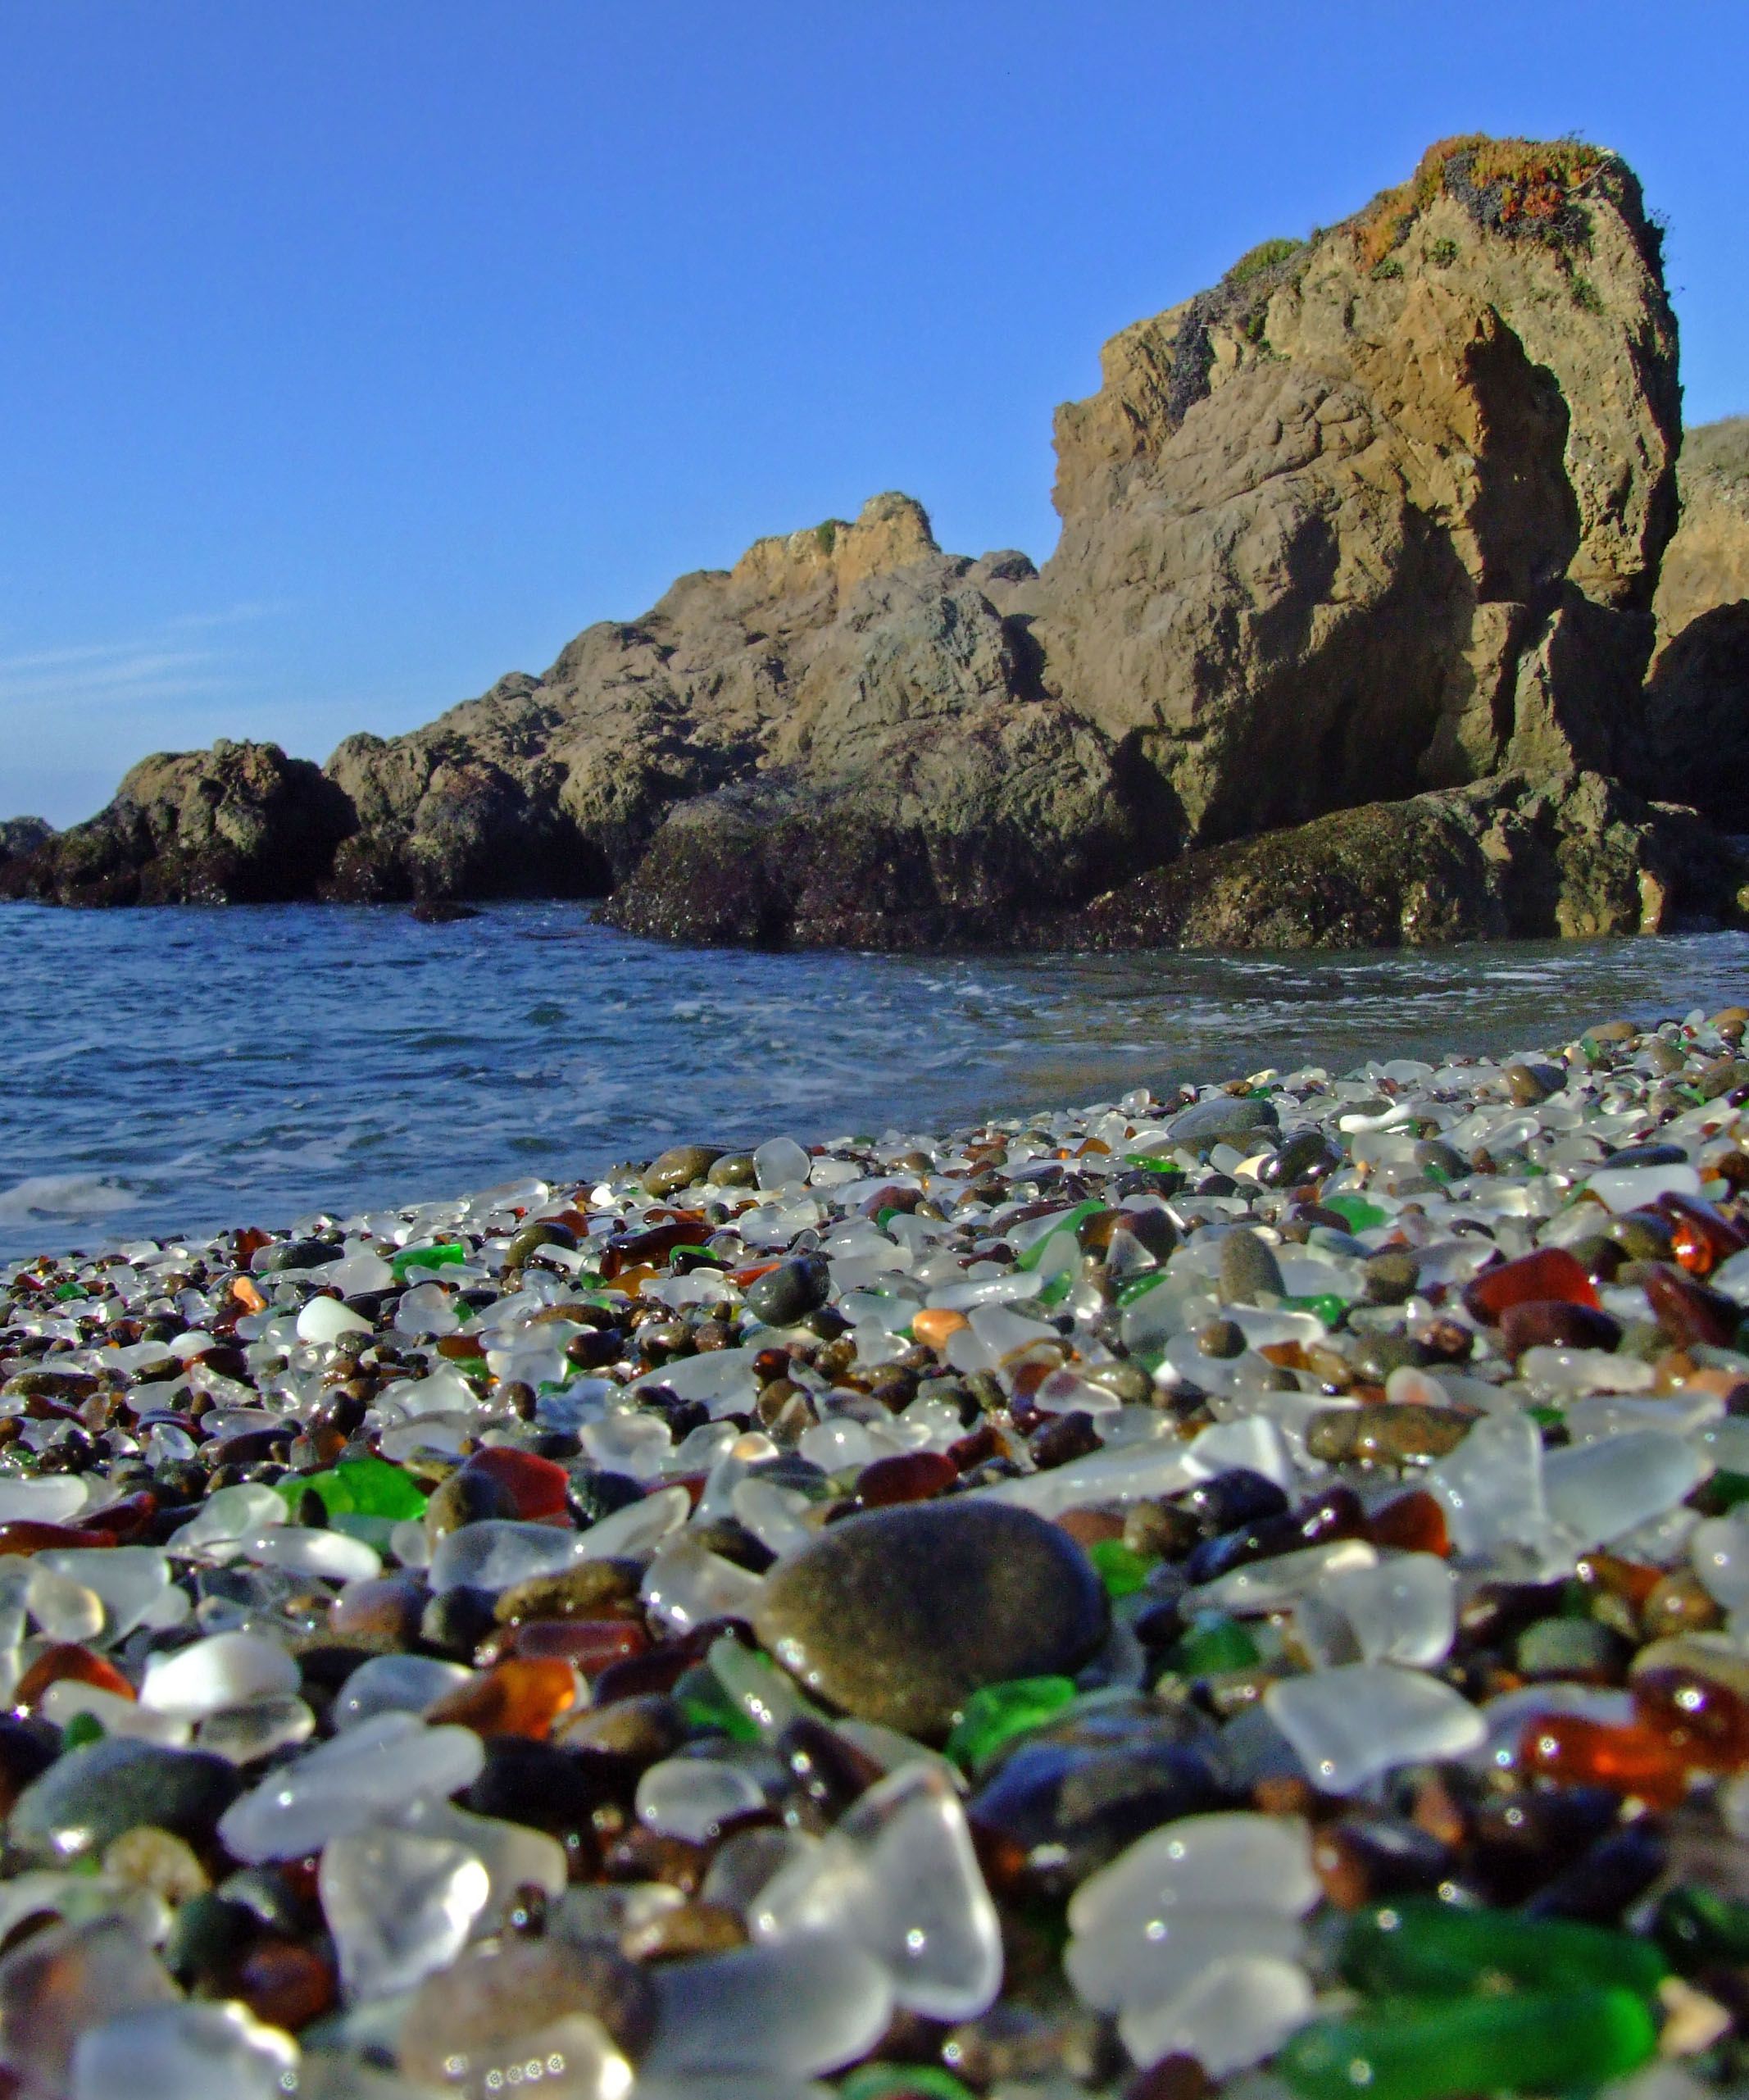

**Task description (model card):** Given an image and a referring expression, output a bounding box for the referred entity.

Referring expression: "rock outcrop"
[0,818,53,867]
[0,742,352,907]
[1644,418,1749,827]
[6,136,1743,949]
[1076,771,1747,951]
[1035,138,1677,848]
[322,496,1096,914]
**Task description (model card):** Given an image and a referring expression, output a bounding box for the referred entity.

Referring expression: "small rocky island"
[7,135,1749,951]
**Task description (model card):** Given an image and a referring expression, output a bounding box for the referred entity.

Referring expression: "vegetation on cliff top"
[1353,133,1610,268]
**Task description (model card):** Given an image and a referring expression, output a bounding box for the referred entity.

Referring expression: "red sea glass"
[1519,1713,1691,1807]
[458,1447,571,1522]
[1464,1247,1600,1322]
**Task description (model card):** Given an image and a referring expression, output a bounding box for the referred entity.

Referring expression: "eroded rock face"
[325,493,1038,904]
[602,696,1153,949]
[0,742,352,907]
[1645,419,1749,826]
[1034,139,1678,848]
[1657,419,1749,641]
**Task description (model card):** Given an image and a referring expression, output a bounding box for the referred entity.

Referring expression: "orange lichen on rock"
[1352,133,1606,269]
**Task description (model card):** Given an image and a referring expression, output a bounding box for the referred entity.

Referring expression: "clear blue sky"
[3,1,1745,826]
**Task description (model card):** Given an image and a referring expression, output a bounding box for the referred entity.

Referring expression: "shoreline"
[7,898,1749,1269]
[2,1002,1749,2091]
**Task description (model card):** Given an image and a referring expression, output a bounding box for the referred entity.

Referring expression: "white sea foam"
[0,1173,139,1220]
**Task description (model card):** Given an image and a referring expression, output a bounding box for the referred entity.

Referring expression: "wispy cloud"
[0,605,286,715]
[162,601,291,634]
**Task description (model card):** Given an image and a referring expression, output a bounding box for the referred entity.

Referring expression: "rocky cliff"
[1037,139,1678,842]
[1645,417,1749,826]
[7,136,1746,948]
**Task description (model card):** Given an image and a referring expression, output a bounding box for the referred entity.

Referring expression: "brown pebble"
[1497,1299,1622,1357]
[620,1898,747,1961]
[236,1938,336,2032]
[397,1939,657,2082]
[493,1559,643,1626]
[1030,1411,1102,1470]
[1123,1499,1202,1559]
[1056,1507,1128,1548]
[1642,1569,1726,1639]
[1196,1317,1246,1360]
[1304,1404,1474,1468]
[556,1693,690,1764]
[602,1825,708,1894]
[329,1574,427,1648]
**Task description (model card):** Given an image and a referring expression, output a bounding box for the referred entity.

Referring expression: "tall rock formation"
[1034,138,1678,851]
[5,136,1742,945]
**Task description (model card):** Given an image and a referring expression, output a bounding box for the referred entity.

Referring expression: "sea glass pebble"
[320,1825,491,2001]
[139,1631,300,1719]
[218,1713,485,1862]
[70,1999,298,2100]
[1265,1664,1486,1793]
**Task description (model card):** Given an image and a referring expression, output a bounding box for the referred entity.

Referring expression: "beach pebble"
[396,1939,656,2085]
[756,1501,1108,1736]
[320,1825,491,2001]
[217,1714,484,1862]
[70,2000,298,2100]
[9,1739,242,1864]
[139,1632,300,1720]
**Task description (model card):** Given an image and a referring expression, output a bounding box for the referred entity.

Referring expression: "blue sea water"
[2,900,1747,1260]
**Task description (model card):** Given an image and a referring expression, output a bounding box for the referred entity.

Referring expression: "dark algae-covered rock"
[0,740,352,907]
[754,1500,1110,1737]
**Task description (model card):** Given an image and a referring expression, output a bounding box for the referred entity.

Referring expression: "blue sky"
[3,2,1745,826]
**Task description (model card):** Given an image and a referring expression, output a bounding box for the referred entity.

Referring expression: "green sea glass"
[1341,1897,1669,1999]
[944,1674,1077,1770]
[1278,1986,1656,2100]
[278,1455,428,1522]
[1087,1539,1152,1598]
[391,1241,467,1280]
[841,2067,976,2100]
[1116,1270,1173,1307]
[1165,1613,1260,1676]
[1283,1292,1347,1328]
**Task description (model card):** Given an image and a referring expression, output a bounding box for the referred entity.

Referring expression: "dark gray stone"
[8,1739,242,1864]
[755,1500,1109,1738]
[745,1256,831,1328]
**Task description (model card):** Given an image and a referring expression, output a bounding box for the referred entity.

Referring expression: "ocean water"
[2,899,1747,1260]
